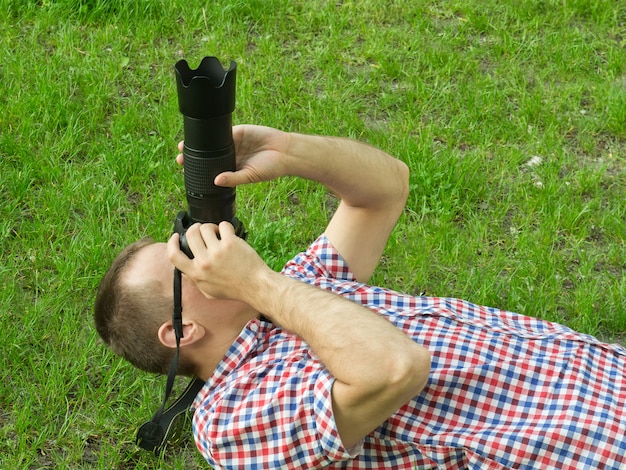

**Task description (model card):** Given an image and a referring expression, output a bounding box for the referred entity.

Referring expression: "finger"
[214,170,253,187]
[218,220,236,238]
[185,223,210,256]
[199,223,221,244]
[176,141,185,167]
[214,171,235,187]
[167,233,192,271]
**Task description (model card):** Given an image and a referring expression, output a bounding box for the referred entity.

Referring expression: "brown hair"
[94,238,192,375]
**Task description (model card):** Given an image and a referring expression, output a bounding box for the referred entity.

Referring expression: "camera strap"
[136,267,205,454]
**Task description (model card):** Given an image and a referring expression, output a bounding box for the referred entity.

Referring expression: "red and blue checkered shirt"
[191,234,626,469]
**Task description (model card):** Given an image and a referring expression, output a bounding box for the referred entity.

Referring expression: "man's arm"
[169,222,431,450]
[280,133,409,282]
[200,125,410,282]
[172,126,429,449]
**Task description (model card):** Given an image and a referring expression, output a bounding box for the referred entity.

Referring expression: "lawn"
[1,0,624,467]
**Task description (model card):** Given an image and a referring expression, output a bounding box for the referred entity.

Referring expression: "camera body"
[173,56,246,257]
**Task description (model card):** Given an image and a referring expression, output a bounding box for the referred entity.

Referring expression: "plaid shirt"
[192,234,626,469]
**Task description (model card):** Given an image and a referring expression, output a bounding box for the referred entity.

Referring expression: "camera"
[173,56,246,257]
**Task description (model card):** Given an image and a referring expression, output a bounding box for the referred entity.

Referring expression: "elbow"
[388,159,410,221]
[416,347,431,392]
[396,159,410,208]
[378,159,410,219]
[406,345,431,395]
[387,344,431,400]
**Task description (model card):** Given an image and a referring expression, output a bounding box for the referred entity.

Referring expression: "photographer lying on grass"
[95,125,626,469]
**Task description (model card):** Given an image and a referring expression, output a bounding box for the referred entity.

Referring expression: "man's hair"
[94,238,192,375]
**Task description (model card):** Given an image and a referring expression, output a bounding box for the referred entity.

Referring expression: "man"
[95,125,626,469]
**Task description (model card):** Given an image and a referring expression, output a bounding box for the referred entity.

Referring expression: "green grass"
[1,0,624,467]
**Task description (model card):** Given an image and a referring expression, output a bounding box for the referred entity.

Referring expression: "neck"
[188,299,258,381]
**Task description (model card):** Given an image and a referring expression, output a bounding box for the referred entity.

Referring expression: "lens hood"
[174,56,236,119]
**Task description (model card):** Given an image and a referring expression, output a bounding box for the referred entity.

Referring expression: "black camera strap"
[136,267,205,455]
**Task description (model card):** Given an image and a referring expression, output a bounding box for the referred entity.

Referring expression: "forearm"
[283,133,409,210]
[280,133,409,281]
[245,268,430,403]
[241,266,430,447]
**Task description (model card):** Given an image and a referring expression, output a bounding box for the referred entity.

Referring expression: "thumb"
[214,170,252,187]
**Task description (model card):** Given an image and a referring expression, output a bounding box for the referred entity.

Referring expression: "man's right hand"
[168,221,271,302]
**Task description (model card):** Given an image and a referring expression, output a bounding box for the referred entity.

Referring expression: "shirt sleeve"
[282,233,356,282]
[193,350,360,469]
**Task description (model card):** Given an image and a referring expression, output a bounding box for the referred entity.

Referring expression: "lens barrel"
[174,57,238,225]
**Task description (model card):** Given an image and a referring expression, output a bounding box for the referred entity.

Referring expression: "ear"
[157,319,206,349]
